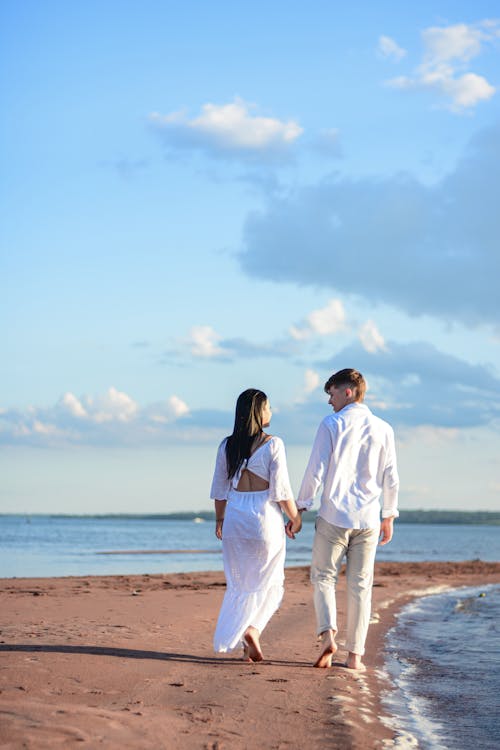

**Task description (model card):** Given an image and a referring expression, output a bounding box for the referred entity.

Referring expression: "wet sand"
[1,561,500,749]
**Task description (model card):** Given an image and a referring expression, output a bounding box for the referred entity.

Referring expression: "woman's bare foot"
[243,627,263,662]
[242,643,252,662]
[313,629,338,668]
[343,652,366,671]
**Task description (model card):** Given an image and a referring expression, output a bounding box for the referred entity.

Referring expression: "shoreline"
[1,561,500,749]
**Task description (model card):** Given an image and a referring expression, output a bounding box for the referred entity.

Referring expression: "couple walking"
[210,368,399,669]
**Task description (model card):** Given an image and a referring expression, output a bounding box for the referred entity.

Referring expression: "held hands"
[285,513,303,540]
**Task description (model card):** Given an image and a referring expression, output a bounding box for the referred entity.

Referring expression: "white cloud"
[378,35,407,61]
[289,325,309,341]
[390,67,494,111]
[358,320,387,353]
[385,20,499,111]
[189,99,302,147]
[33,420,63,436]
[148,396,190,423]
[188,326,226,358]
[167,395,190,418]
[399,425,460,444]
[309,299,347,334]
[290,299,347,340]
[169,326,302,364]
[0,388,191,446]
[179,306,348,365]
[304,368,320,394]
[422,23,487,64]
[61,392,87,418]
[150,98,303,158]
[84,387,138,423]
[442,72,495,110]
[2,339,500,447]
[59,388,138,423]
[294,368,321,405]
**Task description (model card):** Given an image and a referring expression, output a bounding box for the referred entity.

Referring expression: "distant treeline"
[27,510,499,524]
[394,510,500,525]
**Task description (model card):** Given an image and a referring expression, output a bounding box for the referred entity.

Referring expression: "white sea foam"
[382,584,500,750]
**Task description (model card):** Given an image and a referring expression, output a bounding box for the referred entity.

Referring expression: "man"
[289,368,399,671]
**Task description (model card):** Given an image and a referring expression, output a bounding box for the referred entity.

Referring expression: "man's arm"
[382,428,399,520]
[380,428,399,546]
[379,516,395,545]
[296,420,332,511]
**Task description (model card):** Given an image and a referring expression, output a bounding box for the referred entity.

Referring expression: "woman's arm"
[268,438,302,537]
[210,440,230,540]
[214,499,227,539]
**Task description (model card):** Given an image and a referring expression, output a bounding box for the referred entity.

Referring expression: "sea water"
[384,584,500,749]
[0,515,499,578]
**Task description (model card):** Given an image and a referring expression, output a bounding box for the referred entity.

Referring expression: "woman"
[210,388,302,661]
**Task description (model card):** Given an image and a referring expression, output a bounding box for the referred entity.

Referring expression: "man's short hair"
[324,368,366,402]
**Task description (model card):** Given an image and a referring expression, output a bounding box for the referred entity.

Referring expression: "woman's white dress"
[210,436,294,653]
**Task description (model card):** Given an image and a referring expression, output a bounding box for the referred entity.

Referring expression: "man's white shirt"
[297,402,399,529]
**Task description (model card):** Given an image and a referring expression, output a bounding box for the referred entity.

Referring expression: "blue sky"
[1,1,499,513]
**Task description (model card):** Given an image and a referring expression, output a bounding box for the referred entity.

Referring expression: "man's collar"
[338,401,368,414]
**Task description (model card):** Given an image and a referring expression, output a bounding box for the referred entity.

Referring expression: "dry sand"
[1,561,500,749]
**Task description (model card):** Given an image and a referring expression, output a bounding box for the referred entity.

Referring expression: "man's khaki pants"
[311,516,379,656]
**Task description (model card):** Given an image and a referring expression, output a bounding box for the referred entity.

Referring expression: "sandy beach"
[1,561,500,749]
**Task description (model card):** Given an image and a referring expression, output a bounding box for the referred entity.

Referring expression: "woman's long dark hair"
[225,389,268,480]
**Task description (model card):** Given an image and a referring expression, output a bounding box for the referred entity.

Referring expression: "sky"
[1,0,500,514]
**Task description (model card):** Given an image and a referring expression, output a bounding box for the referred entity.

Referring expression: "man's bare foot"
[342,652,366,671]
[313,629,338,668]
[243,627,263,662]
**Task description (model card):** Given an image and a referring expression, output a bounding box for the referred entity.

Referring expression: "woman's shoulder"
[250,434,281,458]
[265,435,285,452]
[217,437,229,451]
